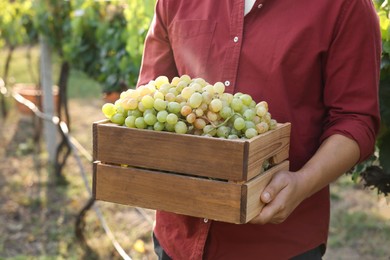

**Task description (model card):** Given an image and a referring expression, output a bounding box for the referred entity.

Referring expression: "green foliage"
[67,0,155,93]
[0,0,38,48]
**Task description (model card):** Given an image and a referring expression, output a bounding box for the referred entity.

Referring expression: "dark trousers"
[153,233,324,260]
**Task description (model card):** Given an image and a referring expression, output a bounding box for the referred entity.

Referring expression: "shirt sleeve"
[137,0,178,86]
[320,0,382,163]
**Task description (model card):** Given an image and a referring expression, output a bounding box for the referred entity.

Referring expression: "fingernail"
[262,192,271,203]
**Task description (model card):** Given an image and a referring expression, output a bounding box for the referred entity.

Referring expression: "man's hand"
[249,169,308,224]
[249,134,360,225]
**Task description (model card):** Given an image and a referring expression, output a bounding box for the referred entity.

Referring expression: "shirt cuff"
[320,119,377,164]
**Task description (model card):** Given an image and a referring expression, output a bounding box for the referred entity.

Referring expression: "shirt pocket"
[170,20,216,77]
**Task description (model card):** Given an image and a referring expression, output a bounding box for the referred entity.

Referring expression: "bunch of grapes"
[101,75,277,139]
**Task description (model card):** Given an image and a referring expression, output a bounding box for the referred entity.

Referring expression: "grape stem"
[200,113,243,128]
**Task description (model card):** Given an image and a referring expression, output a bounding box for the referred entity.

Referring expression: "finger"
[260,171,289,204]
[250,199,284,224]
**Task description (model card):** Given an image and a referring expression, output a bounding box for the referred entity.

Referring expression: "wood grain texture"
[93,121,291,181]
[94,163,244,223]
[246,123,291,180]
[93,160,290,224]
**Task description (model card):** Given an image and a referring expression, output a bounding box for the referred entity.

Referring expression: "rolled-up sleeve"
[320,0,382,163]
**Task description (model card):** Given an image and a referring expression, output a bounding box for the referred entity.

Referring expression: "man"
[137,0,381,259]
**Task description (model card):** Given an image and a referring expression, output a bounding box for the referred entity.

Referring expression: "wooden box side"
[243,160,290,223]
[246,123,291,180]
[94,163,245,223]
[95,121,247,181]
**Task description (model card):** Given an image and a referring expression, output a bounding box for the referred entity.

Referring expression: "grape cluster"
[101,75,277,139]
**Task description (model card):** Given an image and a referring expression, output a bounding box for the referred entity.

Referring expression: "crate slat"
[93,121,291,181]
[94,163,244,223]
[94,160,289,224]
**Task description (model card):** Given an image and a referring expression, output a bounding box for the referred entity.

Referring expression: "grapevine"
[101,75,277,139]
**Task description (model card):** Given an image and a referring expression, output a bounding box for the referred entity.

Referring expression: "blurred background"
[0,0,389,259]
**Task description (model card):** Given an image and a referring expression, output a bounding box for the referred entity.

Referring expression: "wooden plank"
[244,161,290,223]
[95,122,247,181]
[94,163,244,223]
[246,123,291,180]
[94,121,291,181]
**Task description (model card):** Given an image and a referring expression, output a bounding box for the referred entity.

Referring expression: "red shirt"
[137,0,381,259]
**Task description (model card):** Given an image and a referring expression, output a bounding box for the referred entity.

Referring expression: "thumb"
[260,172,287,204]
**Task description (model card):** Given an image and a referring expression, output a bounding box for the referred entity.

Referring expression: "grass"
[1,46,390,260]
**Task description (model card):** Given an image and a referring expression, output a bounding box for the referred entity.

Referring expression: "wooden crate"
[93,121,291,224]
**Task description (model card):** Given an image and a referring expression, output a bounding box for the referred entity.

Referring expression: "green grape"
[209,99,223,112]
[180,74,192,84]
[219,106,233,119]
[217,126,230,138]
[155,75,170,88]
[125,115,137,128]
[143,108,157,116]
[256,105,267,117]
[165,92,176,102]
[202,92,213,104]
[144,113,157,125]
[220,93,234,104]
[234,92,243,98]
[165,122,175,132]
[243,109,256,121]
[245,128,258,139]
[231,98,243,112]
[168,101,181,114]
[213,82,225,95]
[154,98,167,111]
[130,109,143,118]
[230,127,241,136]
[154,121,165,131]
[228,134,239,139]
[256,122,269,134]
[270,119,278,130]
[175,121,188,134]
[189,92,203,108]
[121,97,138,110]
[166,113,179,124]
[159,83,172,95]
[203,125,217,136]
[111,113,125,125]
[189,82,202,92]
[135,117,147,129]
[234,117,245,130]
[244,121,256,131]
[195,108,204,117]
[206,111,219,122]
[240,94,253,106]
[171,76,181,86]
[181,86,195,99]
[153,91,165,100]
[202,84,215,95]
[116,106,126,115]
[102,103,116,117]
[157,110,168,123]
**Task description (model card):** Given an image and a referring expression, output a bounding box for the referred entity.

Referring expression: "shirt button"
[204,218,209,223]
[224,81,230,87]
[233,36,239,43]
[258,4,263,9]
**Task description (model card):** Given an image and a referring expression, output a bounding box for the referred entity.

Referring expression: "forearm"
[298,134,360,198]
